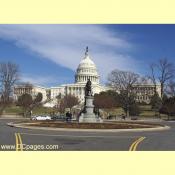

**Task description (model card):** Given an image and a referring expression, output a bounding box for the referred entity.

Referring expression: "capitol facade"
[14,48,108,107]
[47,47,108,106]
[13,47,161,107]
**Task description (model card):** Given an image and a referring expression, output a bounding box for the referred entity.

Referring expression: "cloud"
[0,24,140,83]
[20,74,58,86]
[20,74,72,87]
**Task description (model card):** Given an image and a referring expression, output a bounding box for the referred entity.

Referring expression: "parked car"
[31,115,52,121]
[31,115,38,120]
[51,115,65,121]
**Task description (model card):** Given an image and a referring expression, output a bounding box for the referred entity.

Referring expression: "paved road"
[0,118,175,151]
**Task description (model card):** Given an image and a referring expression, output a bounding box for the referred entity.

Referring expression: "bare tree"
[149,58,175,99]
[56,94,79,114]
[158,58,175,98]
[17,93,33,117]
[166,80,175,97]
[94,91,118,109]
[0,62,19,114]
[108,69,140,117]
[57,99,66,114]
[0,62,19,103]
[108,69,140,91]
[149,63,157,94]
[64,94,80,112]
[17,92,43,117]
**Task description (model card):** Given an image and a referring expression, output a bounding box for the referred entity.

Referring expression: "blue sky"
[0,24,175,87]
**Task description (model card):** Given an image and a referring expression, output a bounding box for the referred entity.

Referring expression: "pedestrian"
[77,111,82,121]
[121,114,126,120]
[30,110,33,117]
[66,112,69,122]
[69,112,72,121]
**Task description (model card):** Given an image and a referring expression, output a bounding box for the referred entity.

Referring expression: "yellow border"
[0,0,175,23]
[0,0,175,175]
[0,152,175,175]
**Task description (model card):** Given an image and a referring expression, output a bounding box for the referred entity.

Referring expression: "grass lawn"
[1,104,171,120]
[102,105,169,119]
[139,105,168,119]
[2,104,57,116]
[139,105,156,117]
[2,105,23,114]
[32,106,57,115]
[102,107,124,116]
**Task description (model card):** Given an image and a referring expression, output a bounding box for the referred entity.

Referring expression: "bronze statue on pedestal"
[85,79,92,96]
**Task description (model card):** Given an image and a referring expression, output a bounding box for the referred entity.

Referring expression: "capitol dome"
[75,47,100,84]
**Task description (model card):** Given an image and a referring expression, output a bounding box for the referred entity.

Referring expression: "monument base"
[79,95,103,123]
[79,113,103,123]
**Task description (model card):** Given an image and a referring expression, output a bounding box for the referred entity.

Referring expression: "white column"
[70,87,72,94]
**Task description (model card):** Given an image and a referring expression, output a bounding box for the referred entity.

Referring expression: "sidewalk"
[0,114,23,119]
[106,117,163,122]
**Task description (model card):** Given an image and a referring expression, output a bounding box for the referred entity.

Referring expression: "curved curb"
[7,122,170,133]
[0,118,26,120]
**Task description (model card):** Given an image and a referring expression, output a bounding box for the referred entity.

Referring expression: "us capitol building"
[13,47,161,107]
[14,47,108,107]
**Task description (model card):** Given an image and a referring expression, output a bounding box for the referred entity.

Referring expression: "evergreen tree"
[17,93,33,117]
[160,97,175,120]
[150,93,162,117]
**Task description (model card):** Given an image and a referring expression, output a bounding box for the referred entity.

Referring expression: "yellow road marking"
[18,133,23,151]
[15,133,19,151]
[129,137,146,151]
[15,133,23,151]
[132,137,145,151]
[129,137,143,151]
[129,138,140,151]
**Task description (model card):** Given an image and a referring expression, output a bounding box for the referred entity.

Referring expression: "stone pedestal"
[79,96,103,123]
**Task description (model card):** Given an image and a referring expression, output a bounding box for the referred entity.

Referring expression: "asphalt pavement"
[0,118,175,151]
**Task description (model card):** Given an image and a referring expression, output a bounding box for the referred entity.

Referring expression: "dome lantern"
[85,46,88,57]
